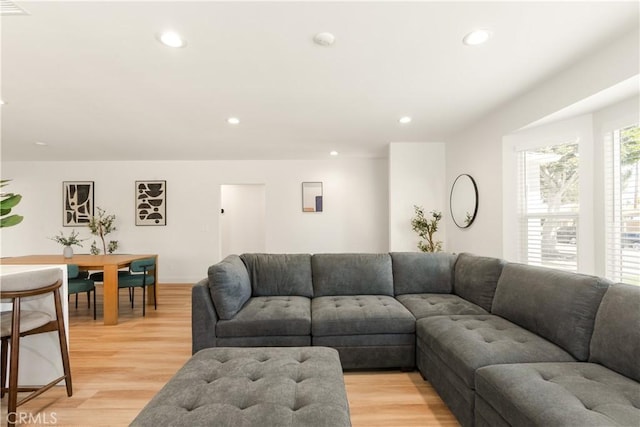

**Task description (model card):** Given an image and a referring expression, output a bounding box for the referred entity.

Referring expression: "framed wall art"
[302,182,323,212]
[136,180,166,226]
[63,181,94,226]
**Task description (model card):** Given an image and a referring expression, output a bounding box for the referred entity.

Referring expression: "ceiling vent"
[0,1,29,15]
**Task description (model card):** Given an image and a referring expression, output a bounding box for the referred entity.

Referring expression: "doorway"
[220,184,266,258]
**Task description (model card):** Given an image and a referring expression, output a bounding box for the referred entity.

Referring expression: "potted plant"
[411,205,443,252]
[88,207,119,255]
[1,180,23,228]
[49,230,86,258]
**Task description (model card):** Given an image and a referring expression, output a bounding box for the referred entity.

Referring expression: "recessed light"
[158,31,186,48]
[399,116,412,124]
[463,29,492,46]
[313,32,336,47]
[35,141,48,146]
[227,117,240,125]
[0,100,5,105]
[330,151,339,156]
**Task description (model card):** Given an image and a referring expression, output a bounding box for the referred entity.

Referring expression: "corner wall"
[445,28,639,259]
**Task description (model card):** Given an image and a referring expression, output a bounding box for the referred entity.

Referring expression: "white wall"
[0,158,389,283]
[388,142,446,251]
[446,29,639,259]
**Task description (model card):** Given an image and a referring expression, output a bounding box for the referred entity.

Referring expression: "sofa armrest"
[192,278,219,354]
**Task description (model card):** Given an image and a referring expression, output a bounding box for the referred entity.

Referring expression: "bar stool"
[0,268,73,426]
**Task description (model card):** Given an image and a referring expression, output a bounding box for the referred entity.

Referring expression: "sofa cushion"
[390,252,457,295]
[312,295,415,336]
[492,263,610,361]
[241,254,313,297]
[589,283,640,382]
[208,255,252,320]
[475,362,640,427]
[396,293,487,320]
[453,253,505,312]
[311,253,394,296]
[216,296,311,338]
[416,315,575,389]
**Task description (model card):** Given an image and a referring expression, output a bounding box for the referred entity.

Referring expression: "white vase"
[63,246,73,258]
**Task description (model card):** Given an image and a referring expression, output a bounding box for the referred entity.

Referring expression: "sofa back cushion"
[208,255,252,320]
[390,252,456,295]
[240,253,313,297]
[312,253,394,297]
[589,283,640,381]
[453,253,505,312]
[492,263,610,361]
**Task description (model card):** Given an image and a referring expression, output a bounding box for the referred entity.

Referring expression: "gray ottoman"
[131,347,351,427]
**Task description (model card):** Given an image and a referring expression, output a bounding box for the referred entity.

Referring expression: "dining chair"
[67,264,97,320]
[118,257,156,316]
[0,268,73,427]
[89,270,131,282]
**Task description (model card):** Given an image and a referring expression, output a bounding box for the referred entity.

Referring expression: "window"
[605,124,640,284]
[518,142,579,272]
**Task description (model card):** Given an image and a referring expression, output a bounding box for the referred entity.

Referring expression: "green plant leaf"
[0,194,22,209]
[1,214,23,228]
[0,208,11,216]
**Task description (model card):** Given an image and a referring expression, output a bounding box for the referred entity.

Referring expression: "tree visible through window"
[519,142,579,271]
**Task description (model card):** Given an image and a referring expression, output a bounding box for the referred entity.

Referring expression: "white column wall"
[388,142,446,252]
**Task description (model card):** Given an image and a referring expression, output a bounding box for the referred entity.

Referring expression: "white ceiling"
[1,1,638,161]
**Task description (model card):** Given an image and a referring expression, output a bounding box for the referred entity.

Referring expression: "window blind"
[604,124,640,285]
[518,142,579,272]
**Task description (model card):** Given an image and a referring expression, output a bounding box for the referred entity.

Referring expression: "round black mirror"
[450,174,478,228]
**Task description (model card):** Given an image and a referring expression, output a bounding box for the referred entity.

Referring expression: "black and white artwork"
[136,180,166,226]
[63,181,94,226]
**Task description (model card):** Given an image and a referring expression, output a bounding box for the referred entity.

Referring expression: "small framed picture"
[63,181,94,226]
[302,182,323,212]
[136,180,167,226]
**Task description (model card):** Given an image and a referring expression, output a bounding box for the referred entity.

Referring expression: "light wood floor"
[1,284,458,426]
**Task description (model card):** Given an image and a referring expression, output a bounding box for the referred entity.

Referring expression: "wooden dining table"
[1,254,158,325]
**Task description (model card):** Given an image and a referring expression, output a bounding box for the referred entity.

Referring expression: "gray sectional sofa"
[192,252,640,427]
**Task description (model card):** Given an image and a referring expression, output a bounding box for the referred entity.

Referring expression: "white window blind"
[605,124,640,285]
[518,142,579,272]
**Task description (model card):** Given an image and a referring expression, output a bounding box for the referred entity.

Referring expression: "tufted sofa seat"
[191,251,640,426]
[416,262,612,426]
[416,315,576,426]
[473,283,640,427]
[131,347,351,427]
[216,296,311,346]
[475,363,640,427]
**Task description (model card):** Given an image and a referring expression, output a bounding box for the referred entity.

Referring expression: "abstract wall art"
[136,180,166,226]
[302,182,323,212]
[63,181,94,226]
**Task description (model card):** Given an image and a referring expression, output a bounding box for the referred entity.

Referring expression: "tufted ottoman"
[130,347,351,427]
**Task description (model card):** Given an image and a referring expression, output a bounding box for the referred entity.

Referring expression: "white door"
[220,184,266,258]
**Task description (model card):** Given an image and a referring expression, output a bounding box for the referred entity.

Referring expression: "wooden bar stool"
[0,268,73,426]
